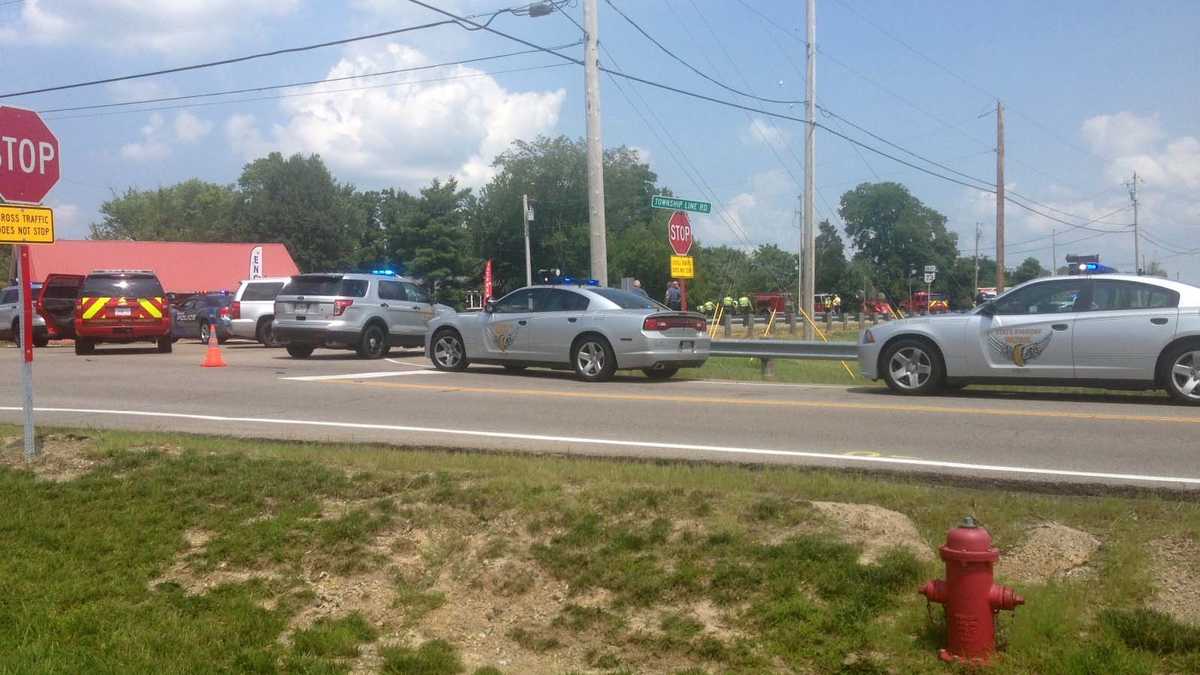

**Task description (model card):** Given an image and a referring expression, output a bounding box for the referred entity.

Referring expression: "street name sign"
[668,210,694,256]
[0,106,60,204]
[652,195,711,214]
[0,204,54,244]
[670,255,695,279]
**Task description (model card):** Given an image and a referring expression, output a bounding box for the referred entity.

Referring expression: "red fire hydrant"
[919,516,1024,664]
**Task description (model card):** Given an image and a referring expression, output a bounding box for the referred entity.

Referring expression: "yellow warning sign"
[0,204,54,244]
[670,255,694,279]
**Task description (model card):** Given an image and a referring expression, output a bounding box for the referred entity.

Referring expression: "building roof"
[23,240,300,293]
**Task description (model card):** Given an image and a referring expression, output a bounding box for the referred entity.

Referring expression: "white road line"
[280,370,442,382]
[2,405,1197,487]
[385,358,430,368]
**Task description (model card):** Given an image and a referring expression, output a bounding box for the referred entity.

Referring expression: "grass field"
[1,426,1198,674]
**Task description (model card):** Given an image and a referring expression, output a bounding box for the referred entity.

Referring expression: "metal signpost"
[0,106,61,461]
[923,266,936,312]
[667,210,695,311]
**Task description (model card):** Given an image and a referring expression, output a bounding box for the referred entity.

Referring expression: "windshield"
[590,288,667,310]
[82,275,164,297]
[284,276,368,298]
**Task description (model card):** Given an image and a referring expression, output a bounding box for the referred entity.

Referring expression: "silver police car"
[426,285,710,382]
[858,274,1200,405]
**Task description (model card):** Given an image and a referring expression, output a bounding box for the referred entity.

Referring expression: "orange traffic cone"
[202,321,227,368]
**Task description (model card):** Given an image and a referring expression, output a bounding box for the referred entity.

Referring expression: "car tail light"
[229,301,240,319]
[334,299,354,316]
[643,316,706,332]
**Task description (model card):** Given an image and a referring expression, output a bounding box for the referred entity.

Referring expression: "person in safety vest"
[832,294,842,317]
[738,296,751,311]
[702,300,716,314]
[723,296,735,309]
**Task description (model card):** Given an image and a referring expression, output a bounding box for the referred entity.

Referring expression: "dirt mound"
[1,433,103,481]
[997,522,1100,584]
[810,501,934,564]
[1148,537,1200,626]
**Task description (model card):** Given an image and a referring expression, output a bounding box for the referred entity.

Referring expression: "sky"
[2,0,1197,284]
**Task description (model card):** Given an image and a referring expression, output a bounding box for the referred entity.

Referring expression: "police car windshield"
[590,288,666,310]
[82,275,164,297]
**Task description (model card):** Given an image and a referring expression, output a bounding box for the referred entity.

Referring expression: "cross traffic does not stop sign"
[0,106,60,204]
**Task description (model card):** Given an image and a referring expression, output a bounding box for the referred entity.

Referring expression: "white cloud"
[690,170,798,249]
[742,117,792,147]
[0,0,299,53]
[47,203,84,238]
[225,43,565,188]
[120,114,170,162]
[1081,112,1166,158]
[174,112,213,143]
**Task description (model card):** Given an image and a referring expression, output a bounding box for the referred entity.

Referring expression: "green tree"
[381,178,475,305]
[814,220,847,294]
[745,243,799,294]
[688,244,751,305]
[233,152,360,272]
[1009,257,1046,285]
[469,136,661,293]
[839,182,959,302]
[89,179,237,241]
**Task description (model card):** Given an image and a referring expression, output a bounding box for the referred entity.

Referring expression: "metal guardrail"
[709,339,858,361]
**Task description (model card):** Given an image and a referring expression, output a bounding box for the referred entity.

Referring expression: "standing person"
[665,281,682,310]
[632,279,650,299]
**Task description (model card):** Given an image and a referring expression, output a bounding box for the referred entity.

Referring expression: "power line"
[43,63,572,122]
[604,0,805,106]
[36,44,581,115]
[0,20,461,99]
[1002,206,1130,248]
[407,1,1137,239]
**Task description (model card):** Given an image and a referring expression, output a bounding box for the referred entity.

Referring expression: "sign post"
[667,210,695,312]
[1,105,61,461]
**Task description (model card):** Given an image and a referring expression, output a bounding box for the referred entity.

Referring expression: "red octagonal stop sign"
[668,210,693,256]
[0,106,60,204]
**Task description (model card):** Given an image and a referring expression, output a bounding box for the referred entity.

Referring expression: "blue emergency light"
[370,269,398,276]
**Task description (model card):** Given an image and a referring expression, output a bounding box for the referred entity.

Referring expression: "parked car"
[41,270,173,355]
[171,293,234,343]
[858,274,1200,405]
[426,285,711,382]
[273,273,438,359]
[0,284,48,347]
[902,290,951,315]
[230,277,289,346]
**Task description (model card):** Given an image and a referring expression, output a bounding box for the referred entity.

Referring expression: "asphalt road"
[2,340,1198,490]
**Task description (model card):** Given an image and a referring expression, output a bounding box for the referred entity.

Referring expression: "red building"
[13,240,300,294]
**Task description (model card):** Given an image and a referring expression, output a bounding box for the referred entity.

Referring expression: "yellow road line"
[319,379,1200,426]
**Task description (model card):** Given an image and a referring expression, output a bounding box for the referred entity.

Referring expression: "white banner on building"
[249,246,263,279]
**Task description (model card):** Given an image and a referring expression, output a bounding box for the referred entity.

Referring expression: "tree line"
[83,135,1049,309]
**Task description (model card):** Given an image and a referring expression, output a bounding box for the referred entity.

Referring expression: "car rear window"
[240,282,285,302]
[82,275,164,297]
[284,276,368,298]
[42,284,78,299]
[590,288,665,310]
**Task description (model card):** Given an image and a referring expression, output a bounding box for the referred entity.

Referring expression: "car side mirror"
[977,303,995,317]
[484,300,496,314]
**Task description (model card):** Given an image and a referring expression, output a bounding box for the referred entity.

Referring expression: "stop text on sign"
[0,136,56,177]
[0,204,55,244]
[668,210,694,256]
[0,106,61,204]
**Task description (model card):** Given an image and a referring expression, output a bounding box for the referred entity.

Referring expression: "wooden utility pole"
[1051,228,1057,276]
[801,0,816,339]
[1126,171,1141,275]
[973,221,981,294]
[995,100,1006,292]
[582,0,608,285]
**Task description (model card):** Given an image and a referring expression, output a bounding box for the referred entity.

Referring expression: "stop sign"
[0,106,60,204]
[668,210,693,256]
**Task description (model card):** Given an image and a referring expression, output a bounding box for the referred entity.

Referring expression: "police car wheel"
[881,338,944,395]
[431,330,468,372]
[357,324,387,359]
[286,343,315,359]
[199,322,211,343]
[157,337,172,354]
[572,336,616,382]
[642,367,678,380]
[1162,342,1200,406]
